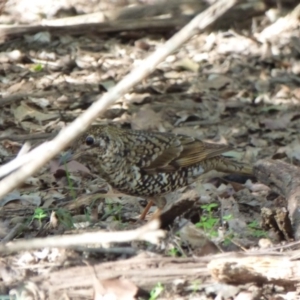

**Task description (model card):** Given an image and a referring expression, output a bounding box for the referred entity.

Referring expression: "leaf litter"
[0,0,300,298]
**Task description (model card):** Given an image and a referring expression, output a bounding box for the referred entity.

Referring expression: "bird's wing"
[125,131,232,173]
[173,136,232,168]
[124,130,182,169]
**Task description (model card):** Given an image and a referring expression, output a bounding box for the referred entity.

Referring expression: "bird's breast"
[104,164,206,197]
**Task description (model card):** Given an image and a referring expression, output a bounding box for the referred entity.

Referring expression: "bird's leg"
[139,197,166,220]
[150,207,163,220]
[139,200,154,220]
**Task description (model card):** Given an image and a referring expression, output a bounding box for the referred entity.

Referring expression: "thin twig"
[0,219,163,254]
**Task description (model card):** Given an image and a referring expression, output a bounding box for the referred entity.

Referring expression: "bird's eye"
[85,136,94,146]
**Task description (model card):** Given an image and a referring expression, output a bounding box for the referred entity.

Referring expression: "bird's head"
[58,125,125,175]
[82,125,124,157]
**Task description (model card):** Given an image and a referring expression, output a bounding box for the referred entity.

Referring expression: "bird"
[71,124,253,219]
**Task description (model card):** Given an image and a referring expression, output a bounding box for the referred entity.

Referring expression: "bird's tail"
[202,156,253,176]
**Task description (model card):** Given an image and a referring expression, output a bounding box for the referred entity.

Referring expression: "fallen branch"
[253,159,300,240]
[12,251,300,297]
[32,255,210,295]
[208,253,299,288]
[257,3,300,42]
[0,219,163,254]
[0,0,269,38]
[0,18,188,37]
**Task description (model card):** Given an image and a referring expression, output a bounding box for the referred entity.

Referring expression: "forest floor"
[0,0,300,299]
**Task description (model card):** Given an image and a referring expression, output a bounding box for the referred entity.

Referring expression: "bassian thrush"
[71,124,253,219]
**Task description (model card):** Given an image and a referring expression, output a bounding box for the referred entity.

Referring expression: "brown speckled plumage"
[73,125,253,210]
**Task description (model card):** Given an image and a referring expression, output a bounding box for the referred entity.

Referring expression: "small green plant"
[201,203,219,212]
[32,63,43,72]
[84,207,92,222]
[251,230,267,238]
[167,247,179,257]
[63,160,77,200]
[222,214,233,221]
[104,200,123,221]
[113,203,122,221]
[196,215,219,236]
[33,208,48,221]
[191,280,202,293]
[247,220,260,228]
[247,220,267,238]
[195,203,233,238]
[149,282,164,300]
[222,232,235,246]
[195,203,219,236]
[55,208,74,229]
[32,208,48,228]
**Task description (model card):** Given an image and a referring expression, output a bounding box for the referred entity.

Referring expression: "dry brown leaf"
[124,93,151,104]
[14,102,58,123]
[50,159,91,176]
[206,74,232,90]
[278,141,300,161]
[0,190,41,206]
[6,80,32,94]
[131,105,169,131]
[93,278,138,300]
[179,221,220,256]
[260,113,293,130]
[175,58,199,72]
